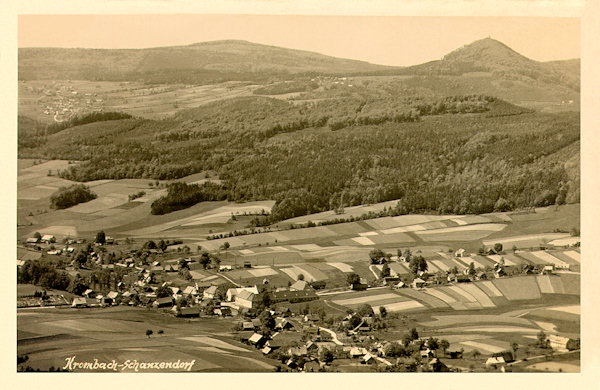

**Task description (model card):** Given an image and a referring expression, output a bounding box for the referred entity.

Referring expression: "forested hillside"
[19,92,579,222]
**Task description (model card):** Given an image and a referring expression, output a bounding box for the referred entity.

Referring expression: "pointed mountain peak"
[440,37,537,72]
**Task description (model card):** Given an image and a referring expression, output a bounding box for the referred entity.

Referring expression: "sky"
[18,15,580,66]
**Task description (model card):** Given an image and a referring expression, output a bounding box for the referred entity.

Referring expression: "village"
[17,226,581,372]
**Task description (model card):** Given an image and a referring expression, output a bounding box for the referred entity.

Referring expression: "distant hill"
[401,38,579,92]
[18,40,394,83]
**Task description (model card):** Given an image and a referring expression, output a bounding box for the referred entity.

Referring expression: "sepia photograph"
[8,0,595,381]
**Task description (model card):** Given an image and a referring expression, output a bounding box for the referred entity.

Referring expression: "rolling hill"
[18,40,394,83]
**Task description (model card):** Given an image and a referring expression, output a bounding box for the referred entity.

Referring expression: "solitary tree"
[379,306,387,318]
[95,231,106,245]
[297,273,305,281]
[512,342,519,360]
[493,243,503,254]
[146,329,153,338]
[346,273,361,286]
[440,339,450,357]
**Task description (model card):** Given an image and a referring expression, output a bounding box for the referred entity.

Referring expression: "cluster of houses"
[69,274,320,317]
[25,81,105,122]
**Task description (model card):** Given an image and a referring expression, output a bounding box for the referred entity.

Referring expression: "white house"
[226,286,258,302]
[203,285,218,300]
[235,290,256,310]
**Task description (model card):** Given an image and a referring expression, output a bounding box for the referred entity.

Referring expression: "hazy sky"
[18,15,579,66]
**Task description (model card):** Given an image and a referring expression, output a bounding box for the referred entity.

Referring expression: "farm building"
[182,285,198,296]
[226,286,259,302]
[249,333,266,347]
[41,234,55,243]
[412,278,426,288]
[455,248,467,257]
[351,278,369,291]
[71,297,88,308]
[178,306,200,318]
[235,290,257,310]
[153,297,173,308]
[203,285,218,300]
[272,289,318,303]
[26,237,39,244]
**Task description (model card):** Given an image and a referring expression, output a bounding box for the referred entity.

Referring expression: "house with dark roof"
[272,289,318,303]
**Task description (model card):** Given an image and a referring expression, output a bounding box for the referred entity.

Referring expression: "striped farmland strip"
[476,281,503,297]
[382,300,425,312]
[548,276,565,294]
[460,256,487,269]
[426,261,440,273]
[563,251,581,263]
[431,260,450,271]
[470,255,495,268]
[396,288,449,309]
[559,274,580,295]
[486,255,517,266]
[247,267,279,277]
[295,264,328,281]
[531,251,570,269]
[504,254,531,265]
[548,251,579,266]
[447,285,478,303]
[422,288,457,304]
[328,262,354,273]
[492,276,541,300]
[332,293,407,307]
[514,251,548,265]
[389,262,410,275]
[457,284,495,307]
[535,275,554,294]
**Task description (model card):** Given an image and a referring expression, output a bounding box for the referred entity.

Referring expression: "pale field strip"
[425,261,440,273]
[382,300,424,312]
[415,223,506,235]
[548,237,580,246]
[268,246,290,251]
[352,236,376,245]
[534,321,557,333]
[460,341,506,354]
[526,362,579,373]
[389,262,410,275]
[549,305,580,315]
[436,251,453,260]
[458,284,495,307]
[531,251,570,268]
[239,249,254,255]
[482,233,570,246]
[447,285,477,303]
[380,224,426,234]
[332,293,402,306]
[247,267,279,277]
[461,256,487,269]
[202,275,219,281]
[536,275,555,294]
[373,264,398,277]
[563,250,581,262]
[295,264,328,281]
[454,326,541,334]
[431,260,450,271]
[422,288,457,304]
[290,244,322,251]
[486,254,518,266]
[359,231,379,236]
[451,218,468,226]
[69,193,130,213]
[178,336,248,352]
[35,225,78,237]
[328,262,354,273]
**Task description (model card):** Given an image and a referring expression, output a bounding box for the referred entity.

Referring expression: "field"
[17,306,275,372]
[19,80,258,123]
